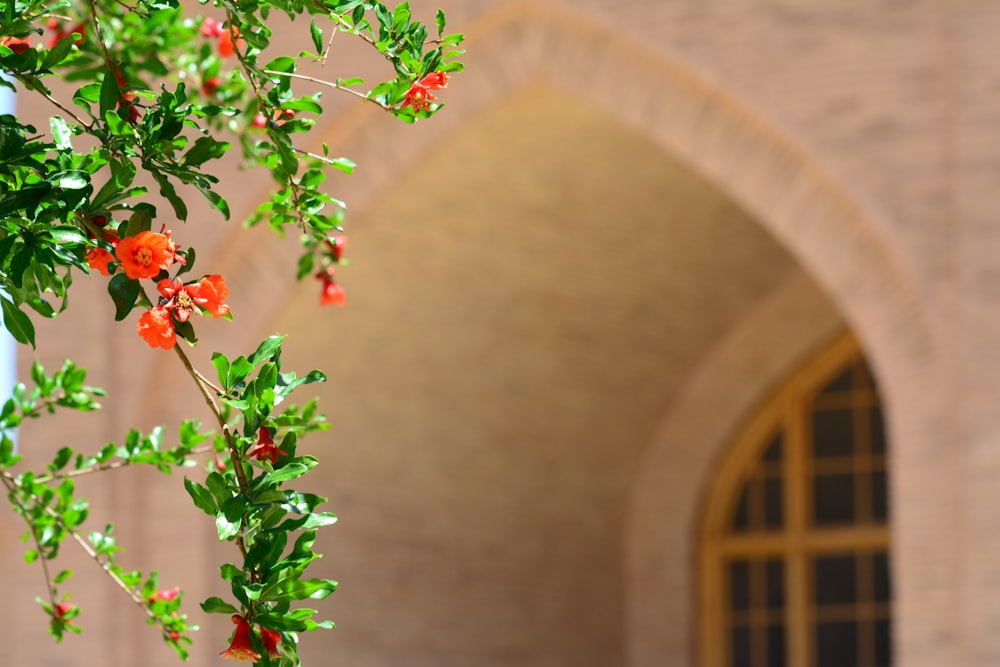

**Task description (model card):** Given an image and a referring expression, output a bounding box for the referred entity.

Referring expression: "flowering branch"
[0,0,462,663]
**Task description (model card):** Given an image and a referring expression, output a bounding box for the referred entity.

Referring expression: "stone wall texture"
[0,1,995,666]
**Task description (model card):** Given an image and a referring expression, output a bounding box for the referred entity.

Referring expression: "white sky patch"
[0,83,17,449]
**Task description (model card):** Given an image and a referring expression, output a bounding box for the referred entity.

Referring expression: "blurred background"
[2,2,997,667]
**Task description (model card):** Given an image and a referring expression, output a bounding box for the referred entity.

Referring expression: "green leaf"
[260,457,317,485]
[99,69,120,117]
[183,136,230,168]
[310,20,323,54]
[183,477,217,516]
[1,297,35,347]
[49,116,72,150]
[200,597,239,615]
[211,353,231,391]
[436,8,446,36]
[42,34,76,71]
[107,274,140,321]
[249,336,284,366]
[150,170,188,221]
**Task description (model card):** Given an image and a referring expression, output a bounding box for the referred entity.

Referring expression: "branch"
[0,472,57,609]
[262,69,392,111]
[1,470,156,620]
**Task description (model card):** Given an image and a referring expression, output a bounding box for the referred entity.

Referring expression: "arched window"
[699,335,891,667]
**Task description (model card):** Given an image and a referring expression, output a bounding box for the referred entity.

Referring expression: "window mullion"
[785,391,811,667]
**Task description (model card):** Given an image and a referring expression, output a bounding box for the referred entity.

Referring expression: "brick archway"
[143,6,947,667]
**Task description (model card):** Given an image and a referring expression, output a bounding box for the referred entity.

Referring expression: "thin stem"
[292,146,346,167]
[33,444,213,484]
[1,470,156,620]
[18,77,93,130]
[85,0,118,75]
[262,69,392,111]
[1,472,57,608]
[171,343,249,564]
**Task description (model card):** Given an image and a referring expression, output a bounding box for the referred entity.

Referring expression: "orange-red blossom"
[136,275,231,349]
[219,615,261,662]
[137,306,176,350]
[315,268,346,307]
[246,427,288,465]
[1,36,31,54]
[116,230,177,280]
[401,71,449,113]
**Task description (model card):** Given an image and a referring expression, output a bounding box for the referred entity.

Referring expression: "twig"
[1,470,156,619]
[262,69,392,111]
[1,472,57,609]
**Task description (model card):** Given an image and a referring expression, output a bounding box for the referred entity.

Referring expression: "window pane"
[873,553,891,603]
[816,621,858,667]
[814,555,857,606]
[731,561,750,611]
[870,407,887,454]
[820,367,853,395]
[763,435,783,463]
[767,624,786,667]
[814,473,856,525]
[766,559,785,609]
[875,619,892,666]
[731,626,751,667]
[765,477,783,529]
[812,409,854,459]
[733,485,750,531]
[872,470,889,522]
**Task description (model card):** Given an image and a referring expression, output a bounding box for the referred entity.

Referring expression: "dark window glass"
[873,553,891,603]
[767,624,786,667]
[763,435,783,463]
[766,559,785,609]
[821,368,854,395]
[731,626,751,667]
[731,561,750,611]
[814,473,856,525]
[733,485,750,531]
[870,407,887,454]
[874,619,892,666]
[857,361,878,391]
[814,555,857,606]
[816,621,858,667]
[765,477,783,529]
[812,409,854,459]
[872,470,888,522]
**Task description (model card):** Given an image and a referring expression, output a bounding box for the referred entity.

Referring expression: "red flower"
[137,306,176,350]
[86,248,115,276]
[116,230,176,280]
[325,235,347,262]
[260,627,281,658]
[250,112,267,130]
[157,275,231,322]
[118,92,142,124]
[188,275,231,318]
[148,587,180,603]
[201,76,222,96]
[401,71,449,113]
[201,17,223,38]
[315,268,346,307]
[1,36,31,54]
[246,427,288,465]
[217,26,242,58]
[219,615,261,663]
[53,602,74,620]
[47,21,85,49]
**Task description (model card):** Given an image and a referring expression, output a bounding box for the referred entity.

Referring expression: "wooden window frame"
[698,334,890,667]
